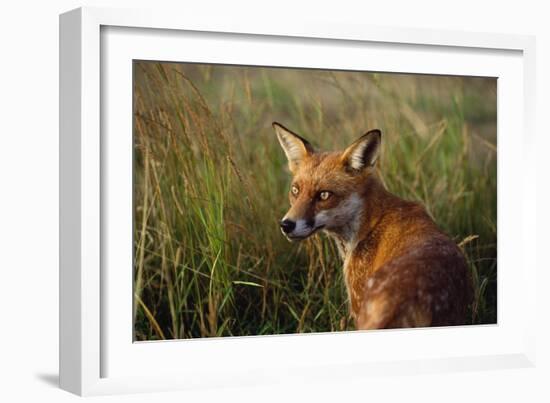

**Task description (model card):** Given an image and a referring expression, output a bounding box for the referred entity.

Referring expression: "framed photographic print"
[60,6,537,396]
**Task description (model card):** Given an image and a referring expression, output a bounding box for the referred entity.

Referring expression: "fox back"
[273,122,472,329]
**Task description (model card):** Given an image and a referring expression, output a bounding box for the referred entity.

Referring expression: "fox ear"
[342,129,381,171]
[273,122,314,173]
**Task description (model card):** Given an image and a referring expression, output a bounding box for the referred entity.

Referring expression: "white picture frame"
[59,6,537,396]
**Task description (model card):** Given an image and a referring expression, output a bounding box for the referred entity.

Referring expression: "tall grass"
[133,62,497,340]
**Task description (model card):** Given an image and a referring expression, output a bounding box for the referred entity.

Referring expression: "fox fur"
[274,122,472,330]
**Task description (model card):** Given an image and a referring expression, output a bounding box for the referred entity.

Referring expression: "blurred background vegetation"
[133,61,497,340]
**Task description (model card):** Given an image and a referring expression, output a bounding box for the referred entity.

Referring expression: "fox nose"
[280,219,296,234]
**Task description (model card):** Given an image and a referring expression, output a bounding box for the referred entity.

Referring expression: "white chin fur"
[287,219,313,238]
[283,193,363,240]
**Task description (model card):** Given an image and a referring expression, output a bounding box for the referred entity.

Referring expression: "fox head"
[273,122,382,242]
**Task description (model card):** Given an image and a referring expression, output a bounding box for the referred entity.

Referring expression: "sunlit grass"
[133,62,497,340]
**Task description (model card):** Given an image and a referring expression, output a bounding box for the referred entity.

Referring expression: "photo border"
[59,6,537,396]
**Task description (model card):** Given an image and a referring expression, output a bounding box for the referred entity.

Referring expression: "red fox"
[273,122,472,329]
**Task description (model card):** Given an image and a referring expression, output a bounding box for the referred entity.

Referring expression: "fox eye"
[291,185,299,196]
[319,191,332,201]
